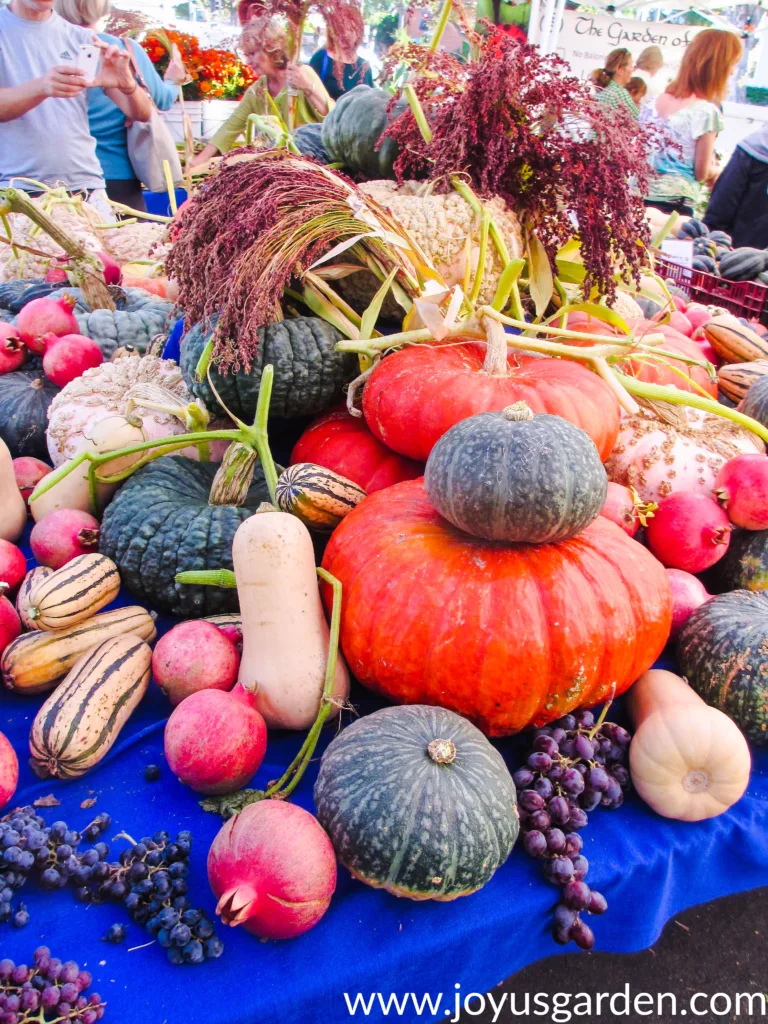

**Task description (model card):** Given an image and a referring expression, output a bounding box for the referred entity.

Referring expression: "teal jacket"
[89,34,179,181]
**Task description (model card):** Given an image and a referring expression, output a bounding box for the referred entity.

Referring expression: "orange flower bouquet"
[142,29,256,100]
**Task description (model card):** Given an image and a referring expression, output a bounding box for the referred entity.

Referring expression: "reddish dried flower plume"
[384,34,654,297]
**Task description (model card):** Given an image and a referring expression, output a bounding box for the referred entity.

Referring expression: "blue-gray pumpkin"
[314,704,519,900]
[424,402,608,543]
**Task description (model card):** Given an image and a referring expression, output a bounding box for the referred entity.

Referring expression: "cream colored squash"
[233,506,349,730]
[30,415,146,521]
[626,669,751,822]
[0,438,27,542]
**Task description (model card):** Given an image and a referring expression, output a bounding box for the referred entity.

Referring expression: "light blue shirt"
[0,8,104,190]
[89,32,178,181]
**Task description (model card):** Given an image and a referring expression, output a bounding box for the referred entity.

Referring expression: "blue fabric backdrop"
[1,549,767,1023]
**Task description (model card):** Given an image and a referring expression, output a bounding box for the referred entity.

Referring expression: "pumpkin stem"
[503,402,534,422]
[427,739,457,765]
[482,317,509,377]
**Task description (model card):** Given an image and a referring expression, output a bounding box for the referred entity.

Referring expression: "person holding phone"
[0,0,151,195]
[55,0,186,211]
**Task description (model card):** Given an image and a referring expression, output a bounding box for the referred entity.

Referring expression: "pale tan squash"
[233,507,349,730]
[0,438,27,542]
[626,669,751,821]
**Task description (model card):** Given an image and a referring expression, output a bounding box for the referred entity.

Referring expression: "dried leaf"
[528,230,554,317]
[80,796,97,809]
[33,794,61,808]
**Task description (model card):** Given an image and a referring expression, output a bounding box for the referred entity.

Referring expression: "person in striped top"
[591,48,638,120]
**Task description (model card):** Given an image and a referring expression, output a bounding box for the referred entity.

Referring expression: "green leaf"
[359,267,398,340]
[527,231,554,318]
[555,258,586,285]
[301,285,360,340]
[491,258,526,312]
[194,338,215,383]
[544,301,631,335]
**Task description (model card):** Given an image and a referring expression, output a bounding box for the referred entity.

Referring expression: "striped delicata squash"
[30,635,152,779]
[27,553,120,630]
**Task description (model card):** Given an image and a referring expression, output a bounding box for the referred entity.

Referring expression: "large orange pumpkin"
[322,480,671,736]
[362,339,621,462]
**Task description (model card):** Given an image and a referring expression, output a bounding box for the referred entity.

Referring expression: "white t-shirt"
[0,7,104,190]
[633,67,668,101]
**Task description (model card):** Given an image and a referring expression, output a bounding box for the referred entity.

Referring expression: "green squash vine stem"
[30,365,280,514]
[187,567,345,816]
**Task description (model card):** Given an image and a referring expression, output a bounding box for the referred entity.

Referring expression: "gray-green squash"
[99,456,270,617]
[678,590,768,743]
[180,317,356,423]
[424,402,608,544]
[321,86,404,180]
[314,704,519,901]
[51,287,176,357]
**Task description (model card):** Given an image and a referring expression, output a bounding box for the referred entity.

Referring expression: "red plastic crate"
[655,255,768,324]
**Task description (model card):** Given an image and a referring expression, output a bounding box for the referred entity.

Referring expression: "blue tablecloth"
[1,556,767,1024]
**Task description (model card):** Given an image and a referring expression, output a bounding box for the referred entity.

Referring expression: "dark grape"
[579,788,601,812]
[547,796,570,826]
[204,937,224,959]
[571,855,589,881]
[11,906,28,929]
[562,880,591,911]
[523,831,547,859]
[588,890,608,915]
[574,709,594,729]
[103,923,126,944]
[528,810,551,832]
[533,734,559,756]
[144,764,161,782]
[610,764,630,788]
[519,790,545,813]
[170,923,191,947]
[553,714,576,731]
[570,918,595,951]
[166,946,184,965]
[545,828,566,855]
[561,768,585,796]
[182,940,204,964]
[553,903,577,930]
[586,766,610,792]
[195,917,214,940]
[549,857,575,886]
[532,776,553,800]
[574,733,595,760]
[567,807,588,830]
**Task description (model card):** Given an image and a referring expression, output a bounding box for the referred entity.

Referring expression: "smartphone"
[76,43,101,82]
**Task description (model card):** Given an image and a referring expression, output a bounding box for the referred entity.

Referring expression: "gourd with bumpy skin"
[740,374,768,428]
[321,86,403,180]
[626,668,751,822]
[48,288,176,357]
[314,704,519,901]
[321,479,672,736]
[180,318,355,423]
[425,402,607,544]
[711,528,768,592]
[0,369,60,460]
[99,456,271,617]
[677,590,768,744]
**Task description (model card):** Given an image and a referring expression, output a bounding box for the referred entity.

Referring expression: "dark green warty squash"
[712,528,768,592]
[677,590,768,744]
[50,287,176,357]
[0,368,60,460]
[180,317,356,423]
[291,123,330,163]
[314,704,519,901]
[740,374,768,429]
[99,456,270,617]
[321,86,404,180]
[424,402,608,544]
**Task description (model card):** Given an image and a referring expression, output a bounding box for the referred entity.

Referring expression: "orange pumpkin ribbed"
[321,480,671,736]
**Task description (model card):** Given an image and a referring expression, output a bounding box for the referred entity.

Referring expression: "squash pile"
[676,217,768,283]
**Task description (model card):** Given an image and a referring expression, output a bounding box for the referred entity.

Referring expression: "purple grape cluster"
[513,708,632,950]
[0,946,105,1024]
[0,808,111,930]
[75,831,223,966]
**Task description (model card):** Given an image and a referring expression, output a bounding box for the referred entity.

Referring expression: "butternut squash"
[0,438,27,542]
[27,553,120,630]
[626,669,751,821]
[1,605,156,695]
[233,507,349,730]
[30,415,146,521]
[30,634,152,779]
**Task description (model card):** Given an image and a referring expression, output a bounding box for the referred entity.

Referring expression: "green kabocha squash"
[711,528,768,592]
[314,704,519,900]
[424,402,608,544]
[740,374,768,428]
[321,86,404,180]
[0,310,13,324]
[180,317,356,423]
[50,287,176,357]
[99,456,270,617]
[291,123,330,163]
[678,590,768,743]
[719,248,768,282]
[0,368,59,459]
